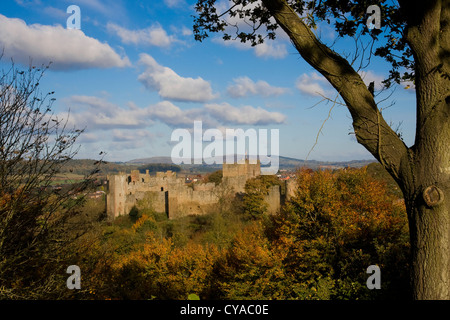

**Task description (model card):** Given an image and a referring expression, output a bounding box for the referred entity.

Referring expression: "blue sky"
[0,0,416,162]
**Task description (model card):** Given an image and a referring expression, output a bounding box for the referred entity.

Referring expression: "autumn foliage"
[266,168,410,299]
[70,166,410,300]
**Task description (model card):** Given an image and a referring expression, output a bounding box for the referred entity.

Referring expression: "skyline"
[0,0,416,163]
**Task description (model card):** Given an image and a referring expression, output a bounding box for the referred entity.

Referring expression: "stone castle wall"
[106,160,292,220]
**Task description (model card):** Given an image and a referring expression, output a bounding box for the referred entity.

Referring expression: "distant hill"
[127,156,173,164]
[59,156,375,177]
[125,156,375,171]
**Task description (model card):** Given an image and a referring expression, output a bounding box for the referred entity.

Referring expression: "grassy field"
[50,173,87,185]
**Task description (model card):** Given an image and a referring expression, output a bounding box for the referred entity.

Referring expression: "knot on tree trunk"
[423,185,444,207]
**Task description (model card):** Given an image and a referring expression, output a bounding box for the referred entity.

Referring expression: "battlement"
[222,158,260,179]
[156,170,176,178]
[106,161,282,221]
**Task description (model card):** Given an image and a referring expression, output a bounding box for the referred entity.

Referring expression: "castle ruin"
[106,160,289,220]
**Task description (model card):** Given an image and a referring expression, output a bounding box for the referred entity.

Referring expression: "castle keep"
[106,160,286,220]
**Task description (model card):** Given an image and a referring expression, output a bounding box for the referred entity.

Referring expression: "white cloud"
[65,95,153,130]
[137,53,218,103]
[164,0,187,8]
[214,37,288,59]
[70,0,121,17]
[212,0,289,59]
[297,70,411,98]
[227,76,289,98]
[62,96,286,150]
[64,96,211,130]
[107,23,175,47]
[205,102,286,125]
[112,129,155,142]
[254,42,288,59]
[14,0,41,7]
[0,14,130,70]
[295,72,332,97]
[358,70,386,91]
[77,132,99,143]
[360,70,416,92]
[181,26,193,36]
[147,101,207,127]
[69,90,284,130]
[41,6,67,19]
[146,101,286,127]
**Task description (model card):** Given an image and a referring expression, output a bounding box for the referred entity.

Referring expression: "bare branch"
[305,93,339,162]
[261,0,410,182]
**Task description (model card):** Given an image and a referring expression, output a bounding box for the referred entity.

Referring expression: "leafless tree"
[0,58,99,299]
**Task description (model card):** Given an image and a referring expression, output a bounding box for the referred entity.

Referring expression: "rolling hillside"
[125,156,375,170]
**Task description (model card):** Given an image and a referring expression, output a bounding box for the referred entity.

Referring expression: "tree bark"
[261,0,450,299]
[408,190,450,300]
[400,0,450,299]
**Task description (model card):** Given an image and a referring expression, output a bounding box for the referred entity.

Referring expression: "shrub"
[129,205,140,220]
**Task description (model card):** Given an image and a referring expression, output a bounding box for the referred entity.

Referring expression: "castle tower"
[106,173,128,220]
[222,158,260,178]
[222,158,261,192]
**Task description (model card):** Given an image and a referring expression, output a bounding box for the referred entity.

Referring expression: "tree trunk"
[407,196,450,299]
[401,0,450,299]
[261,0,450,299]
[404,92,450,300]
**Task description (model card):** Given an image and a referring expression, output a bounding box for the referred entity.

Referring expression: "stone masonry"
[106,160,293,220]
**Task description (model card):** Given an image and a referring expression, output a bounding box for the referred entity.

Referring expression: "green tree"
[193,0,450,299]
[205,169,223,185]
[243,175,280,220]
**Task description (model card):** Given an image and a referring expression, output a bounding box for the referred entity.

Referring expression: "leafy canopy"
[193,0,413,87]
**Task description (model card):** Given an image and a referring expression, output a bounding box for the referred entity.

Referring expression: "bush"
[243,175,281,220]
[129,205,140,220]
